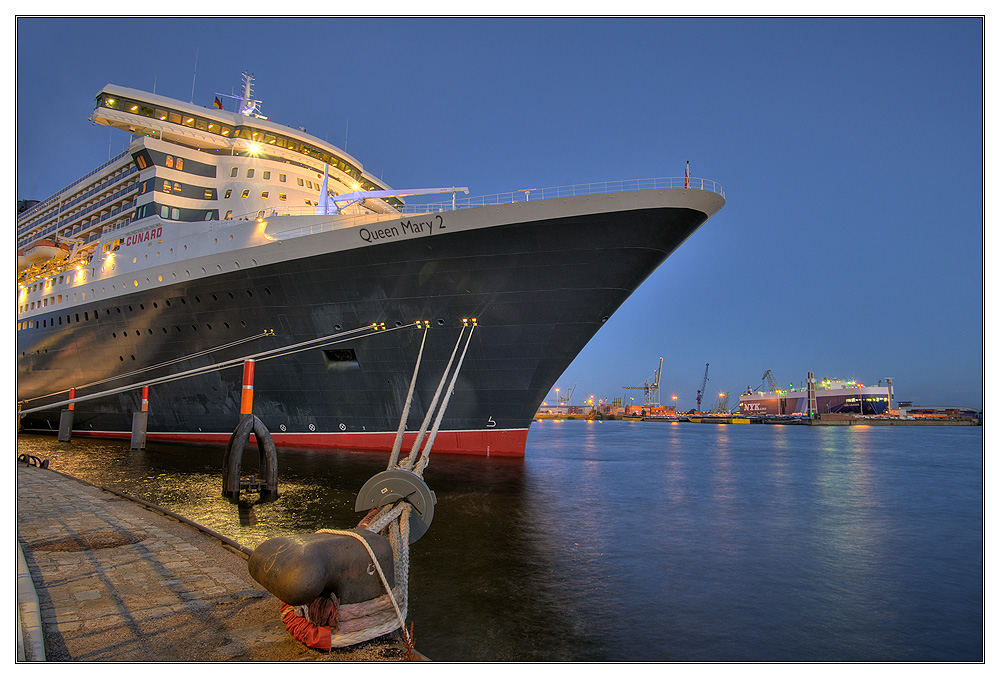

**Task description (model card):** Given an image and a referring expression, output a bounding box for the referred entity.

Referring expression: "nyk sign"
[123,226,163,247]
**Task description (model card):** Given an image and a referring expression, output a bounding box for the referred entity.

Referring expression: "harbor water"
[16,420,983,662]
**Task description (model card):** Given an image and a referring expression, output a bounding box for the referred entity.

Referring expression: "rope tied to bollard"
[267,323,476,652]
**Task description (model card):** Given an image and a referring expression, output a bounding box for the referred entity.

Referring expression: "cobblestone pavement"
[16,463,413,662]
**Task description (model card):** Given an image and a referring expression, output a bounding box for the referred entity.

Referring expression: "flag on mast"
[213,96,223,110]
[684,161,690,189]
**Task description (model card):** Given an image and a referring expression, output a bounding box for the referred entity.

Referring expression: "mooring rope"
[398,325,467,471]
[18,322,414,416]
[414,323,475,475]
[302,325,474,650]
[387,327,428,470]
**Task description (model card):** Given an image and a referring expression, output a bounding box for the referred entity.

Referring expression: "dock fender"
[222,415,278,500]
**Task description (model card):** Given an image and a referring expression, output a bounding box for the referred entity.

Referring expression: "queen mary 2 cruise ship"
[17,73,725,456]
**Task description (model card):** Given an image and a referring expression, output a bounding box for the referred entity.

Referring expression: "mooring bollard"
[130,386,149,450]
[57,388,75,442]
[222,360,278,502]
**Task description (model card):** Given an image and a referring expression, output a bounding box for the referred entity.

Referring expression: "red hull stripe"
[67,428,529,457]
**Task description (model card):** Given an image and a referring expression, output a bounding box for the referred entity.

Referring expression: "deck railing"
[400,176,724,214]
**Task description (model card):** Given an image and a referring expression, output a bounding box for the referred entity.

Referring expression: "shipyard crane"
[695,363,710,412]
[712,391,732,413]
[763,369,779,393]
[557,383,577,406]
[623,357,663,407]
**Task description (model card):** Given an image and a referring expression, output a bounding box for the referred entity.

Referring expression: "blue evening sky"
[14,17,985,410]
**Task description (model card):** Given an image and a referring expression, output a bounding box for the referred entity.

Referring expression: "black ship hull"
[18,195,716,456]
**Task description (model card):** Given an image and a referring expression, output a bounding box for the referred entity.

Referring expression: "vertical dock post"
[57,388,75,442]
[241,359,255,419]
[130,386,149,450]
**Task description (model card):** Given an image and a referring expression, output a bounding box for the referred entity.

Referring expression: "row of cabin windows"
[19,287,271,332]
[98,93,366,182]
[229,167,328,193]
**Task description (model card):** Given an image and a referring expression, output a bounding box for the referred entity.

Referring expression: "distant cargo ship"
[16,73,725,456]
[739,378,893,416]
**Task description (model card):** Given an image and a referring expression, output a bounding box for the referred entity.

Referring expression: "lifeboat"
[23,239,70,264]
[17,252,33,272]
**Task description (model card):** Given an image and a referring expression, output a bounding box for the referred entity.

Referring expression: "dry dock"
[16,462,416,662]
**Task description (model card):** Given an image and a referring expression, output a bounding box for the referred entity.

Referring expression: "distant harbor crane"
[623,357,663,407]
[555,383,577,406]
[763,369,779,393]
[695,363,710,412]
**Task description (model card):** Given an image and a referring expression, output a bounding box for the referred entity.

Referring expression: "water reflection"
[16,422,983,662]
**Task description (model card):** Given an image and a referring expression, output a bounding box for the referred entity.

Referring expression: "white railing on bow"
[400,176,724,214]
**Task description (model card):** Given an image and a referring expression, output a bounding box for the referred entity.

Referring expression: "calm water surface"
[17,420,983,662]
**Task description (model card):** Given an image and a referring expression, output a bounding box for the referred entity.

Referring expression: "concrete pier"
[15,463,416,662]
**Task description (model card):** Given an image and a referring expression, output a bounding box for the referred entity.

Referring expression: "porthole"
[240,320,247,328]
[251,258,258,265]
[194,296,201,303]
[212,294,218,301]
[224,322,230,329]
[334,324,342,330]
[437,319,445,326]
[264,287,271,295]
[247,290,253,297]
[206,324,212,330]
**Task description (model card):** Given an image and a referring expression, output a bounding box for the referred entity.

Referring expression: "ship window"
[307,180,313,189]
[155,109,168,121]
[263,171,270,180]
[261,191,269,199]
[225,210,233,219]
[166,156,174,168]
[205,189,213,199]
[172,208,180,220]
[322,348,359,371]
[231,167,238,177]
[160,206,169,218]
[297,178,304,186]
[205,212,213,221]
[279,193,287,201]
[247,169,255,178]
[183,116,195,128]
[241,189,250,198]
[176,158,184,170]
[220,125,232,137]
[279,174,286,182]
[195,118,208,131]
[168,111,182,124]
[224,189,232,199]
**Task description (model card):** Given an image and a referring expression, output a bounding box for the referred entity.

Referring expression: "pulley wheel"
[355,469,437,544]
